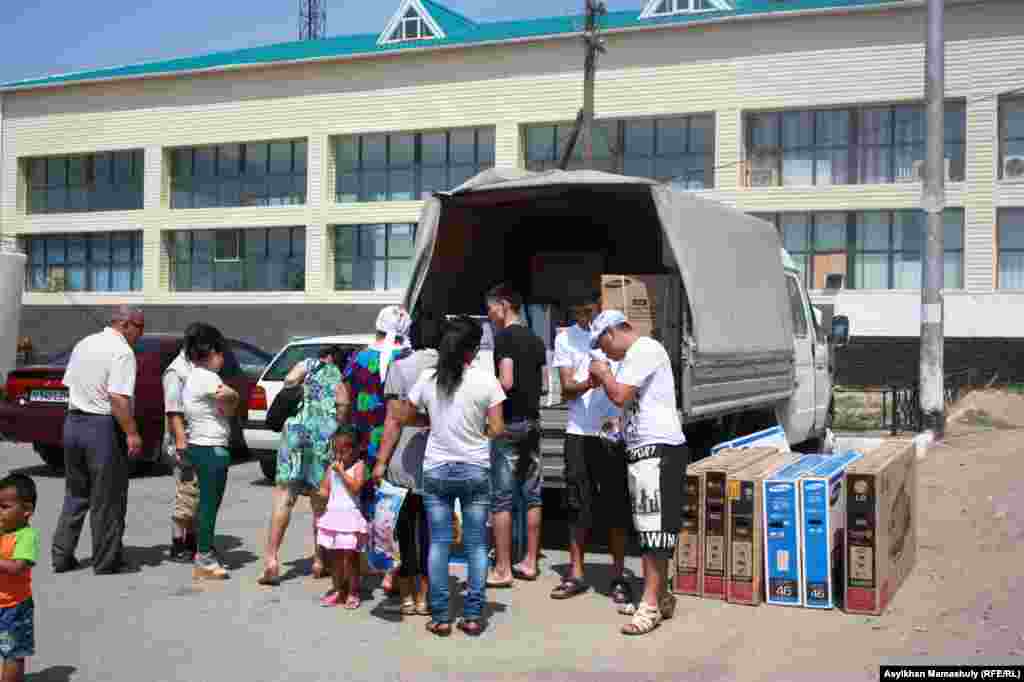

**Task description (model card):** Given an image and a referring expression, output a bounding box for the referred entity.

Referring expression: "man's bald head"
[110,305,145,344]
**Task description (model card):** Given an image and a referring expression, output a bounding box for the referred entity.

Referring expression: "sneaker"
[193,553,229,581]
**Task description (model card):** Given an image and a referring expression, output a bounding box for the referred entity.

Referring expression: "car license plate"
[29,389,68,404]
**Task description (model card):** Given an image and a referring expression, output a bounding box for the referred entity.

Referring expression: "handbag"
[266,384,302,432]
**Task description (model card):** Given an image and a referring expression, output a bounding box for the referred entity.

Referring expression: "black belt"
[67,409,109,417]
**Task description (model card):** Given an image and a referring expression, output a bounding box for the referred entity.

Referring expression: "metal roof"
[1,0,915,92]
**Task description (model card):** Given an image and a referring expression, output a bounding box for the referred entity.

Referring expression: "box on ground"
[763,455,828,607]
[799,451,864,609]
[726,450,801,606]
[844,440,917,616]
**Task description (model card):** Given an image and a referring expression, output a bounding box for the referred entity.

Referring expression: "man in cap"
[588,310,688,635]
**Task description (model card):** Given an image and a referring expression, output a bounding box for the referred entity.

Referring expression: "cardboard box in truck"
[844,440,917,616]
[799,451,863,609]
[599,275,676,342]
[725,451,801,606]
[763,455,828,607]
[698,446,784,599]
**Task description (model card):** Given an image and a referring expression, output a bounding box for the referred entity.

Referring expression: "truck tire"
[34,444,65,472]
[260,452,276,482]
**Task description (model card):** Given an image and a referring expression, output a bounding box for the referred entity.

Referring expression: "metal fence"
[880,368,981,434]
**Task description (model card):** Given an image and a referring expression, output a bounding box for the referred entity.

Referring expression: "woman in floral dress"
[337,306,411,593]
[259,346,345,585]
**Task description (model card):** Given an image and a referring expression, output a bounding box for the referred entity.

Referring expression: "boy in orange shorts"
[0,474,40,682]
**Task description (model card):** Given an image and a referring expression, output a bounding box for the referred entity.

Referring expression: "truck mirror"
[830,315,850,348]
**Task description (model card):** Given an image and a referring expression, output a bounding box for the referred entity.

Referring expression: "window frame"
[997,208,1024,289]
[25,150,144,215]
[22,232,144,292]
[169,139,307,209]
[335,128,495,203]
[333,223,419,292]
[743,100,966,187]
[999,96,1024,181]
[168,227,306,292]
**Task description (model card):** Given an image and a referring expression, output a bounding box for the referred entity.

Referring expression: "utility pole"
[920,0,945,439]
[559,0,607,170]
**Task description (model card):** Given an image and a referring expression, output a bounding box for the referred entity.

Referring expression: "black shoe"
[169,539,192,563]
[53,557,81,574]
[94,560,139,575]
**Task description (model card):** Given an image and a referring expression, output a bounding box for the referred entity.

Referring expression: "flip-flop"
[512,566,539,582]
[343,595,361,610]
[486,577,515,588]
[550,577,589,600]
[457,618,486,637]
[257,566,281,586]
[425,621,452,637]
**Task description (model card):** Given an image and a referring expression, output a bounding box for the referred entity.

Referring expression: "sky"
[0,0,643,84]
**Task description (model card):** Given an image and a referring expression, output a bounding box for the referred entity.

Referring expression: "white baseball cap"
[589,310,627,349]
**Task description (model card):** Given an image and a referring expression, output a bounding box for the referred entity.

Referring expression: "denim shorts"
[490,422,543,513]
[0,599,34,661]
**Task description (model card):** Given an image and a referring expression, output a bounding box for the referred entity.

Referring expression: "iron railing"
[880,368,980,434]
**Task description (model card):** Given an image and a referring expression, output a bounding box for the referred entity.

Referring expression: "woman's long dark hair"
[436,316,482,399]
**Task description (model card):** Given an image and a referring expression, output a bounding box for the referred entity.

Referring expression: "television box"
[699,447,786,599]
[844,441,917,616]
[763,455,828,607]
[711,425,791,456]
[725,451,801,606]
[599,274,677,342]
[799,451,864,609]
[672,445,776,596]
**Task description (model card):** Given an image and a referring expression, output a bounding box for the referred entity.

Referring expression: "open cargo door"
[404,169,794,421]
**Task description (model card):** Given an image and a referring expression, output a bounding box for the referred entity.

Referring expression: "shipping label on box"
[763,455,827,607]
[799,451,863,609]
[726,452,800,606]
[673,473,702,595]
[845,441,917,616]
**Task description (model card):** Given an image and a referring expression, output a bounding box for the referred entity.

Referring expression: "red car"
[0,333,272,474]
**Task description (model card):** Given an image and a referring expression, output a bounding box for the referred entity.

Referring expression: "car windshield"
[262,344,361,382]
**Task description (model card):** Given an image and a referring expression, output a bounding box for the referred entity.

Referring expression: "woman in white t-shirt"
[182,333,239,581]
[406,316,506,637]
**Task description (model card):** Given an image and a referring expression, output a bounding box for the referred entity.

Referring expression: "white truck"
[402,169,848,486]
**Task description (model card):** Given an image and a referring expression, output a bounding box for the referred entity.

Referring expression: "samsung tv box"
[726,451,802,606]
[799,451,864,609]
[845,441,918,616]
[710,425,790,456]
[763,455,828,607]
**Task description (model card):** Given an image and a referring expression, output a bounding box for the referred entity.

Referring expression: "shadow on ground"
[369,576,509,624]
[26,665,77,682]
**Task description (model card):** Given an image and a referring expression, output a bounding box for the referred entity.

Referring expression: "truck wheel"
[259,453,276,482]
[34,445,65,472]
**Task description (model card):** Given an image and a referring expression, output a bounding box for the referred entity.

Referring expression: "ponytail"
[436,316,483,399]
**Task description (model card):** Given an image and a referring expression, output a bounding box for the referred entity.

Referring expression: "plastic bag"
[367,481,408,572]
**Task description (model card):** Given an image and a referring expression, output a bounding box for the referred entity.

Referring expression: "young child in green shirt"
[0,474,40,682]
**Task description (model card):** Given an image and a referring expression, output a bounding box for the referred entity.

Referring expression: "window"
[998,208,1024,289]
[786,275,809,338]
[170,140,306,208]
[334,224,417,291]
[758,209,964,290]
[169,227,305,292]
[23,232,143,292]
[264,344,361,382]
[524,114,716,190]
[26,151,143,214]
[386,6,436,42]
[1000,97,1024,180]
[645,0,727,15]
[744,102,965,187]
[336,128,494,202]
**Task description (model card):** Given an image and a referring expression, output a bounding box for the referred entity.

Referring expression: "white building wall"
[1,0,1023,335]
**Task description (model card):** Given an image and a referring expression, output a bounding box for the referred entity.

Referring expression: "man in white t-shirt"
[588,310,688,636]
[53,305,145,576]
[549,295,630,604]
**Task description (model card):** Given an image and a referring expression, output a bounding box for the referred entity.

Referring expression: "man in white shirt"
[589,310,688,636]
[549,295,631,604]
[53,305,145,575]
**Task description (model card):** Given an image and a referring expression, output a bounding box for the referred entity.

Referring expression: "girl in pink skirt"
[317,427,368,609]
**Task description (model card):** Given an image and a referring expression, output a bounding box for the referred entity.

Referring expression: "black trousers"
[52,413,130,573]
[395,493,429,578]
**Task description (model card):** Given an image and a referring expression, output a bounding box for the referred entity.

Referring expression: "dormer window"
[379,0,446,45]
[640,0,732,18]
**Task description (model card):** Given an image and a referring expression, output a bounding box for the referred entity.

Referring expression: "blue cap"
[590,310,627,349]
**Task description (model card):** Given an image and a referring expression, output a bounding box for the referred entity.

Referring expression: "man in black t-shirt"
[485,284,547,586]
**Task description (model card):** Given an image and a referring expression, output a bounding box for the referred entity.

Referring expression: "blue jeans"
[490,423,543,513]
[423,463,491,623]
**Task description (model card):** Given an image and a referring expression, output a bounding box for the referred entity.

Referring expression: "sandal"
[512,565,539,582]
[610,577,634,605]
[319,590,342,608]
[457,618,486,637]
[257,566,281,587]
[415,602,431,617]
[486,573,515,588]
[550,577,589,600]
[425,621,452,637]
[343,594,361,610]
[399,600,419,616]
[620,602,663,636]
[660,594,678,620]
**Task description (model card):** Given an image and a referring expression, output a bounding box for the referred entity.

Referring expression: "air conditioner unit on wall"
[749,168,779,188]
[910,158,952,183]
[1004,156,1024,180]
